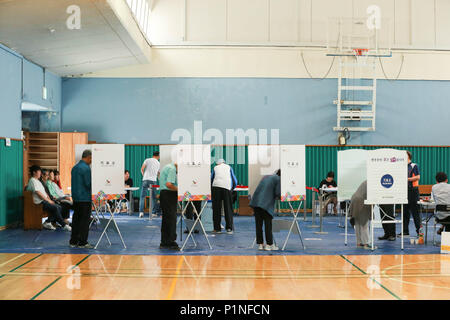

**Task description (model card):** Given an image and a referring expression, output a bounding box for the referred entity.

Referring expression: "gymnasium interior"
[0,0,450,303]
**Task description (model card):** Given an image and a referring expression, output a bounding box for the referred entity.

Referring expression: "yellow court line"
[166,256,184,300]
[0,253,25,268]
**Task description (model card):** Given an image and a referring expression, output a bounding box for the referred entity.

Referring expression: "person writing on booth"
[249,169,281,251]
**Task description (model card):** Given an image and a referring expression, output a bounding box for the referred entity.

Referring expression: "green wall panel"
[0,139,23,227]
[124,144,450,211]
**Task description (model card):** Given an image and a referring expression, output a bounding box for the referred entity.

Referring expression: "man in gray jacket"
[249,170,281,251]
[349,180,372,249]
[432,172,450,234]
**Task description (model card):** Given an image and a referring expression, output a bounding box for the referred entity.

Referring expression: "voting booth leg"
[309,192,320,228]
[177,201,198,246]
[180,200,212,252]
[401,205,404,250]
[371,205,375,251]
[344,201,348,246]
[282,201,306,251]
[91,202,112,245]
[314,201,328,235]
[94,200,126,250]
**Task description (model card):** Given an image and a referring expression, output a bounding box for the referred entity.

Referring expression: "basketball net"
[353,48,369,66]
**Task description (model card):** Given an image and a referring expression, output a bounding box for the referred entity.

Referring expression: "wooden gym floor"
[0,253,449,300]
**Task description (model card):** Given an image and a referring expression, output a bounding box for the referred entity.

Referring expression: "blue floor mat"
[0,213,442,256]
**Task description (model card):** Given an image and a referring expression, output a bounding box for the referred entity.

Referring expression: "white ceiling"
[0,0,149,76]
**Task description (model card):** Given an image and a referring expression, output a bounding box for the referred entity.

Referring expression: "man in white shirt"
[431,171,450,234]
[139,151,162,218]
[26,165,71,231]
[211,159,238,234]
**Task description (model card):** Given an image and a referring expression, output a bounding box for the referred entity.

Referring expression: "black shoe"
[159,243,170,249]
[69,242,78,248]
[349,217,355,228]
[169,242,180,250]
[388,236,396,241]
[378,235,390,240]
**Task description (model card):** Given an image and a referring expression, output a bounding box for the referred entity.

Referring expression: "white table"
[125,187,139,214]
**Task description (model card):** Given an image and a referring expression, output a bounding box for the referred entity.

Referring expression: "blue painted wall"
[0,46,22,139]
[61,77,450,145]
[0,45,62,139]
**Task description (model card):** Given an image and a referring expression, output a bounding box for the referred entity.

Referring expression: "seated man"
[122,170,134,212]
[431,172,450,234]
[318,171,338,215]
[26,165,71,231]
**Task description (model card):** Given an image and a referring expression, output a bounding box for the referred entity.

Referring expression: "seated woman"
[49,170,73,204]
[53,170,63,190]
[349,180,374,249]
[41,169,72,226]
[26,165,71,231]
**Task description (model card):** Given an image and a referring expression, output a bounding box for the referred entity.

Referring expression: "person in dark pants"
[400,151,422,237]
[26,165,70,231]
[378,204,396,241]
[249,170,281,251]
[70,149,93,249]
[159,162,179,250]
[184,200,202,234]
[211,159,238,234]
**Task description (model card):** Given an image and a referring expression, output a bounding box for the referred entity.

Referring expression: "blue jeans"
[139,180,161,214]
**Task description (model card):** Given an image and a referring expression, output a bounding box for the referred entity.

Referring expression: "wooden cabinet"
[23,132,88,193]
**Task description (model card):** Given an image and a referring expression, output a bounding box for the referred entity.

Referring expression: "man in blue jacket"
[249,169,281,251]
[70,149,93,248]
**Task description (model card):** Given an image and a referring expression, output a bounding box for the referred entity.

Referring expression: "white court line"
[0,253,25,268]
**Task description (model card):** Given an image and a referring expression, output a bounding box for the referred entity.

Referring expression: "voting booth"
[248,145,280,197]
[76,144,127,249]
[365,149,408,250]
[337,149,368,245]
[176,144,213,251]
[279,145,306,250]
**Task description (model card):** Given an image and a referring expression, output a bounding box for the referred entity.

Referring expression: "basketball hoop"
[353,48,369,56]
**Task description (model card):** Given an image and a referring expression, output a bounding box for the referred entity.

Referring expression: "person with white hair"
[211,159,238,234]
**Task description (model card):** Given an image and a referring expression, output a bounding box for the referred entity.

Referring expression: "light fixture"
[42,67,47,100]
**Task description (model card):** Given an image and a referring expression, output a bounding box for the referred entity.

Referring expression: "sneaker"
[264,244,279,251]
[397,232,409,237]
[258,244,264,250]
[212,230,221,234]
[63,224,72,232]
[169,242,180,250]
[139,212,144,218]
[43,221,56,230]
[220,224,224,230]
[151,214,158,218]
[388,236,396,241]
[77,243,94,249]
[226,229,233,234]
[363,244,377,250]
[69,242,78,248]
[378,235,390,240]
